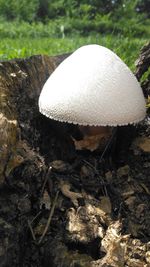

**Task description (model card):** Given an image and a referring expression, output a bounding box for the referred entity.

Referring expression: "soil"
[0,43,150,267]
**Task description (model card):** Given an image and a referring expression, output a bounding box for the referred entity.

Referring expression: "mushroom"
[38,44,146,151]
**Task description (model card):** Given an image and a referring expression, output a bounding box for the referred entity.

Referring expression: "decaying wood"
[135,41,150,99]
[0,54,68,184]
[135,41,150,80]
[0,45,150,267]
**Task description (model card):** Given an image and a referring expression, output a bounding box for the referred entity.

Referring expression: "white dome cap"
[39,44,146,126]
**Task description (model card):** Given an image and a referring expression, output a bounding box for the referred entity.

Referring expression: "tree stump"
[0,47,150,267]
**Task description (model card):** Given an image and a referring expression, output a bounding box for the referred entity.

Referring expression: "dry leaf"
[73,126,112,151]
[133,137,150,153]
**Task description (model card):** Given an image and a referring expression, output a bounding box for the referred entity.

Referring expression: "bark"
[0,54,69,184]
[135,41,150,98]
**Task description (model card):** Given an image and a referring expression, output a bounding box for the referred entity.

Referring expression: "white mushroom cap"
[39,44,146,126]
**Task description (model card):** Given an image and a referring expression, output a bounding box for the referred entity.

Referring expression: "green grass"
[0,35,148,71]
[0,20,149,71]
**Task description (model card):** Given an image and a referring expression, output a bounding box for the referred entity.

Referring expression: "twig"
[99,127,117,162]
[41,166,52,197]
[38,191,59,244]
[28,220,36,242]
[30,211,42,225]
[83,159,99,174]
